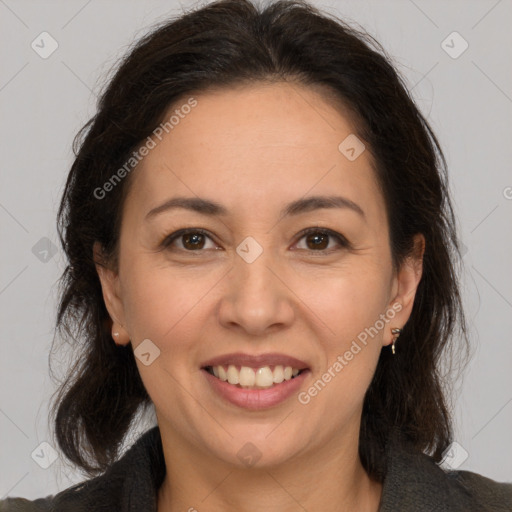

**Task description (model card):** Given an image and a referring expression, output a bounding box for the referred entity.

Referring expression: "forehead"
[126,82,385,224]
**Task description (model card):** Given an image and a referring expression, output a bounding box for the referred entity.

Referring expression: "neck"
[156,422,383,512]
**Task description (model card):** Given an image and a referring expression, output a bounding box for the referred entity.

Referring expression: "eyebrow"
[145,195,365,221]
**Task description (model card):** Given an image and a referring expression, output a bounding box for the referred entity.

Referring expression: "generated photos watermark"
[93,97,198,200]
[297,302,402,405]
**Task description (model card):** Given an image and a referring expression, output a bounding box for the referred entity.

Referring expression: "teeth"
[255,367,273,387]
[227,365,239,385]
[239,366,255,386]
[218,366,227,381]
[208,364,302,388]
[273,365,284,383]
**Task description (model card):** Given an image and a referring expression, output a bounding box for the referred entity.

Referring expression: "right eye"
[161,228,219,252]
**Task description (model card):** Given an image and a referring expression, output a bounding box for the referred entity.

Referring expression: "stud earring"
[390,327,402,355]
[112,330,120,344]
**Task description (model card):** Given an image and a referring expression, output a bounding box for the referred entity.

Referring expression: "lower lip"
[202,368,310,410]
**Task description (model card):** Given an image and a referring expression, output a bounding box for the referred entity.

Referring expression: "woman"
[1,0,510,510]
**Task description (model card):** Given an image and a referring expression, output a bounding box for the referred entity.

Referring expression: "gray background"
[1,0,511,500]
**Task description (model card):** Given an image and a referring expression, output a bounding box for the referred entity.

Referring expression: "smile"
[204,364,305,389]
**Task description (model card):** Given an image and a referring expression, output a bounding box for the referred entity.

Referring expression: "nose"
[217,247,295,337]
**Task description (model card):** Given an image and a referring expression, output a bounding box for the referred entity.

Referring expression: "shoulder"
[0,497,52,512]
[0,460,144,512]
[0,426,165,512]
[447,468,512,511]
[380,434,512,511]
[0,466,135,512]
[0,479,105,512]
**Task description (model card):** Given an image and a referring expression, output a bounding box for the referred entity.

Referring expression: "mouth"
[202,364,308,390]
[201,361,311,410]
[200,352,310,391]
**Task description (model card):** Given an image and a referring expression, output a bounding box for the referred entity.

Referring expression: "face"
[95,82,423,469]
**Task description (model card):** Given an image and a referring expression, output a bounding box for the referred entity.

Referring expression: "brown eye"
[162,229,216,251]
[295,228,349,253]
[305,232,329,250]
[161,227,349,254]
[182,232,206,250]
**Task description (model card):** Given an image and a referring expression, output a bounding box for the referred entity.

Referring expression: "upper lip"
[201,352,309,370]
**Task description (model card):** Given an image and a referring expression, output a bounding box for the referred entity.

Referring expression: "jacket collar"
[378,429,482,511]
[119,425,166,511]
[56,425,483,511]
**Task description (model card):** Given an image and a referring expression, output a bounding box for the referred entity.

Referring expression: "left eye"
[161,228,349,253]
[294,228,348,252]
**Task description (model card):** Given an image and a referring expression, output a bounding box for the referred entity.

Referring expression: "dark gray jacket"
[1,426,511,511]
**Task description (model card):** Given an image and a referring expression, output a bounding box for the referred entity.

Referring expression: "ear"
[93,241,130,345]
[385,233,425,346]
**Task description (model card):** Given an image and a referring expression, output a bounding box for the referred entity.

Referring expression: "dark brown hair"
[49,0,470,480]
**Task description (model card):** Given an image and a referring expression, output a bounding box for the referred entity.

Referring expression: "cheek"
[298,272,388,416]
[294,264,391,344]
[120,259,225,348]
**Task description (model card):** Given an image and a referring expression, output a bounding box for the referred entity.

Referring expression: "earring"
[112,329,121,344]
[390,327,402,355]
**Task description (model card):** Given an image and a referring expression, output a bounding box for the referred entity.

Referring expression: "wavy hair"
[49,0,470,479]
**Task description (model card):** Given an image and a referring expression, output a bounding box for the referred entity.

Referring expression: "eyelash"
[160,227,350,254]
